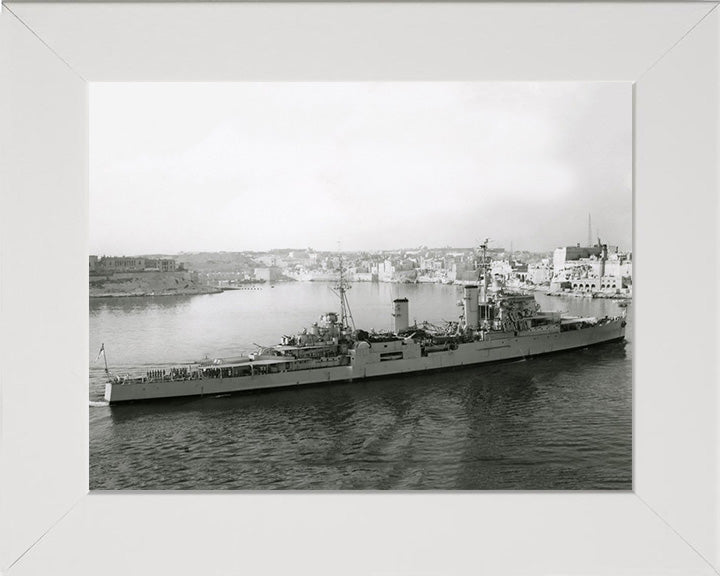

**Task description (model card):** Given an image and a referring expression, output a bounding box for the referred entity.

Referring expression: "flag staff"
[97,343,108,374]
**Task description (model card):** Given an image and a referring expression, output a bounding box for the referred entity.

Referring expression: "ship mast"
[478,238,489,303]
[333,253,356,332]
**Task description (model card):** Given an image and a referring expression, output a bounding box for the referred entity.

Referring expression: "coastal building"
[552,244,603,276]
[491,260,513,280]
[100,256,146,272]
[254,267,281,283]
[512,262,528,283]
[89,256,177,274]
[550,241,632,294]
[527,261,552,285]
[419,256,444,271]
[152,259,176,272]
[378,260,395,282]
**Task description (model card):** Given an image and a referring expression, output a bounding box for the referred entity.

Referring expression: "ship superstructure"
[103,248,626,404]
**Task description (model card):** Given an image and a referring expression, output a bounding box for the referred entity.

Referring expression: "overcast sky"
[90,82,631,255]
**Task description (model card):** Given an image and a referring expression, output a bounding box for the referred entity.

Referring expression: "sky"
[90,82,632,255]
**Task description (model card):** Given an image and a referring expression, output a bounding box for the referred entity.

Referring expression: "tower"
[587,213,592,247]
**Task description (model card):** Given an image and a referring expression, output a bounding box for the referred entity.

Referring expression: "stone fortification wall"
[89,271,221,298]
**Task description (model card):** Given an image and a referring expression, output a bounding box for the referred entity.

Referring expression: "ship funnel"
[392,298,409,333]
[463,285,479,330]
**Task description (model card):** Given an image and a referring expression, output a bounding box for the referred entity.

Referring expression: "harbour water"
[90,282,632,490]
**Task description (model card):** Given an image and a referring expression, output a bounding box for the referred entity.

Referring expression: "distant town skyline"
[90,82,632,255]
[89,243,606,258]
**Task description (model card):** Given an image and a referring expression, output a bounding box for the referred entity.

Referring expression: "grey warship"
[103,242,626,404]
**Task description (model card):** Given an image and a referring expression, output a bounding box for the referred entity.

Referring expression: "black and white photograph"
[89,82,632,490]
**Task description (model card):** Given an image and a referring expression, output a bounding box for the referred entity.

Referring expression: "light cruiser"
[102,246,626,404]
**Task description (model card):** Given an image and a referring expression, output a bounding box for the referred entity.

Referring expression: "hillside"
[173,252,261,273]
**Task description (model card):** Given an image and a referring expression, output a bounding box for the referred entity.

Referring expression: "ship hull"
[104,318,625,404]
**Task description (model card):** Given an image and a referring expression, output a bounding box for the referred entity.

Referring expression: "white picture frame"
[1,2,718,575]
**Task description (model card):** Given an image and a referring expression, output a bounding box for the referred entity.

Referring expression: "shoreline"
[89,288,223,299]
[88,282,632,301]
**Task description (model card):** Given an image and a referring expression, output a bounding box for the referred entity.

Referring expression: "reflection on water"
[91,294,198,313]
[90,284,632,490]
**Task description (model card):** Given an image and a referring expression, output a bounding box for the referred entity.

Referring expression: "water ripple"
[90,286,631,490]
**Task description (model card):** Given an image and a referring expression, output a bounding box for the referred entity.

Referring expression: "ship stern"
[103,382,114,403]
